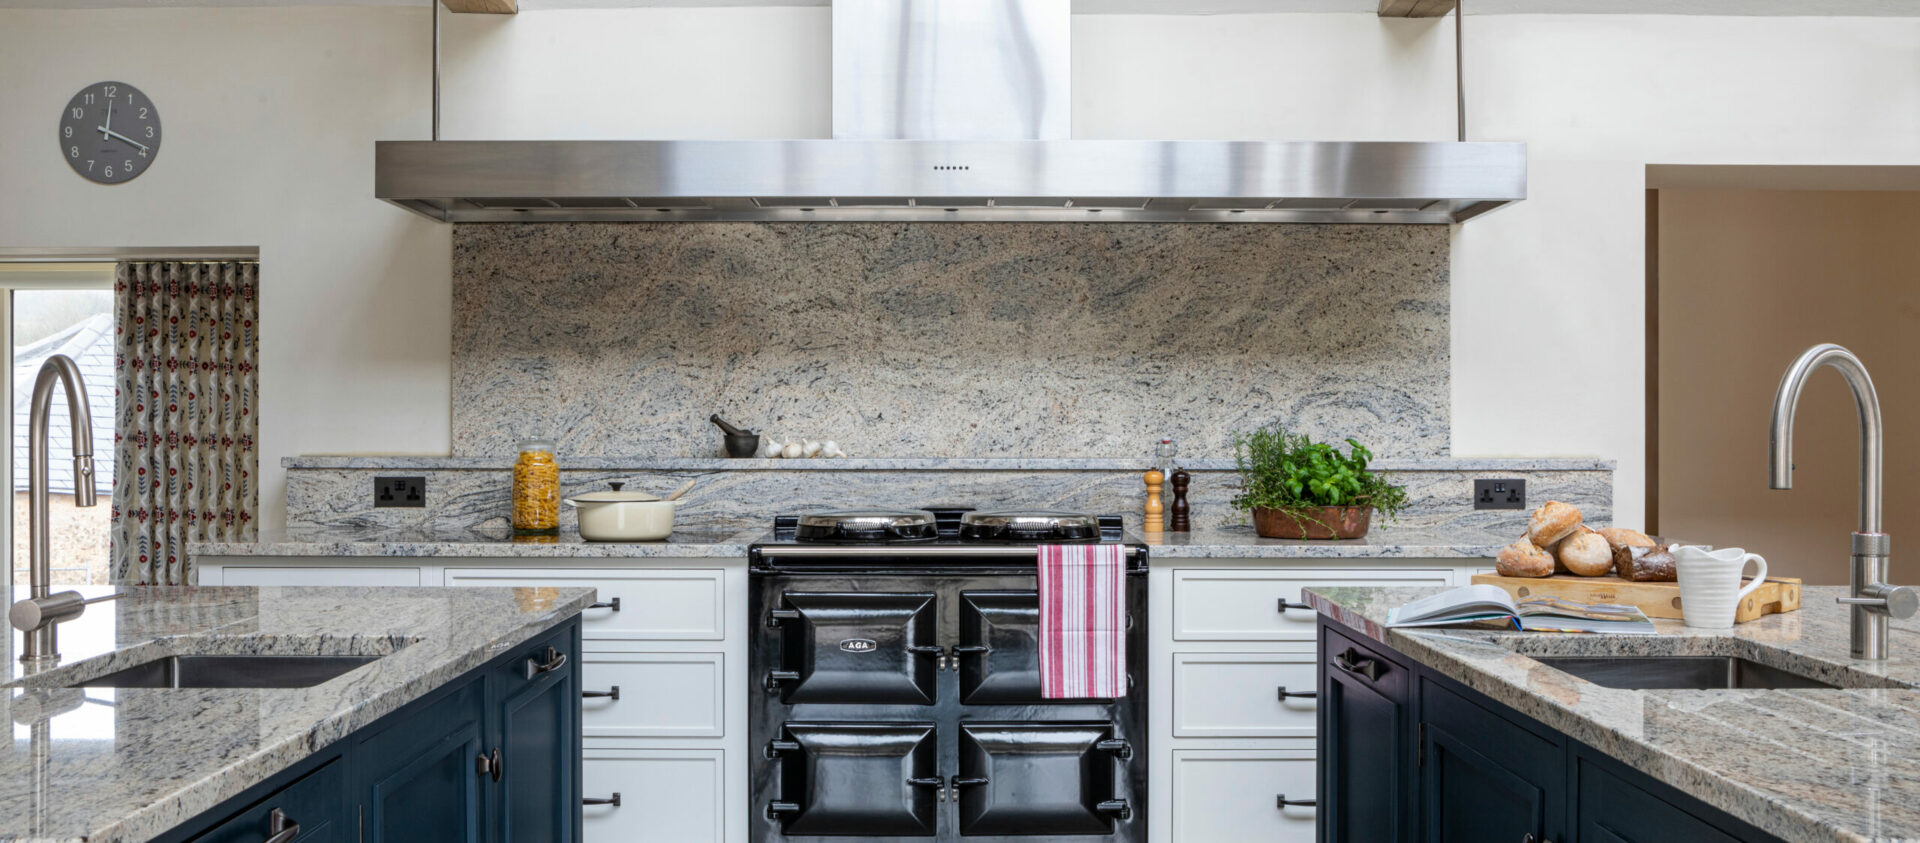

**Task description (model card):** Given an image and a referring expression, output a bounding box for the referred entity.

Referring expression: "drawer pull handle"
[588,597,621,612]
[1277,597,1313,613]
[582,685,620,701]
[582,793,622,807]
[1276,794,1317,809]
[523,646,567,679]
[263,808,300,843]
[1277,685,1317,700]
[1333,648,1385,681]
[476,747,502,782]
[952,776,990,787]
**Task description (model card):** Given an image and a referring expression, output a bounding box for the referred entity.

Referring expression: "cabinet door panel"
[1171,749,1316,843]
[1174,569,1452,641]
[189,758,345,843]
[1577,758,1744,843]
[581,749,724,843]
[359,681,487,843]
[1322,668,1405,842]
[1419,678,1563,843]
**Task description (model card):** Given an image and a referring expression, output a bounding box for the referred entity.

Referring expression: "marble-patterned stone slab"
[284,455,1615,472]
[1306,585,1920,843]
[280,462,1612,536]
[0,584,592,843]
[451,223,1452,460]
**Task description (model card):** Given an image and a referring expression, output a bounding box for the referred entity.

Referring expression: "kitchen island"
[1308,584,1920,842]
[1,583,592,843]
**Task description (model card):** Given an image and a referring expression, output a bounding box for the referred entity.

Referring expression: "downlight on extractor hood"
[376,0,1525,224]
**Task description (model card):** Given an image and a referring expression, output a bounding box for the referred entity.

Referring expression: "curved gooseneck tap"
[13,355,96,666]
[1769,343,1915,660]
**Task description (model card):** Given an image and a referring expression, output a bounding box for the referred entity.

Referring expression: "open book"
[1385,584,1655,634]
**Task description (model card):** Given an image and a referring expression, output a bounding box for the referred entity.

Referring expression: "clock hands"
[95,126,150,152]
[100,96,113,141]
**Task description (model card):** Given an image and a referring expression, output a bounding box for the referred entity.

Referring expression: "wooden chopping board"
[1469,573,1802,624]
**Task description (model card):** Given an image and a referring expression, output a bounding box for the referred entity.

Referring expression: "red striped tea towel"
[1038,543,1127,699]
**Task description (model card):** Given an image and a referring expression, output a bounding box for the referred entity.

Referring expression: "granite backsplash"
[451,222,1451,460]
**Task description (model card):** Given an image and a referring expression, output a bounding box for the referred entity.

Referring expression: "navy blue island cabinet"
[156,616,582,843]
[1315,616,1785,843]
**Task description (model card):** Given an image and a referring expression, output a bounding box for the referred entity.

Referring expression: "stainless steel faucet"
[9,355,98,667]
[1770,343,1918,660]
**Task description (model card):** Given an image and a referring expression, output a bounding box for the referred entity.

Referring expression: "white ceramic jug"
[1671,545,1768,629]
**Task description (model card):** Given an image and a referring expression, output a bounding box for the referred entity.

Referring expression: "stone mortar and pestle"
[709,415,761,458]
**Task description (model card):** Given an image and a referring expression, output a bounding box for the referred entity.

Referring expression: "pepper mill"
[1144,469,1165,533]
[1170,468,1191,532]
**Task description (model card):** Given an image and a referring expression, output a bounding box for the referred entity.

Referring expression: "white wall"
[4,6,1918,531]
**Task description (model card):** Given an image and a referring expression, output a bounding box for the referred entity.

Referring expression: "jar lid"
[517,438,557,453]
[566,481,662,503]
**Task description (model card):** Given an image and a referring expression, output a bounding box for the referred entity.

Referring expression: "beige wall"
[1658,189,1920,585]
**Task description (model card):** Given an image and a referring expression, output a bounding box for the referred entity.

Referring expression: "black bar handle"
[1333,647,1385,682]
[582,793,622,807]
[1097,799,1133,821]
[582,686,620,701]
[766,801,800,819]
[949,644,990,654]
[1277,686,1318,700]
[523,646,567,679]
[763,669,799,695]
[1278,597,1313,612]
[764,739,800,759]
[263,808,300,843]
[1095,738,1133,760]
[952,776,990,787]
[1277,794,1317,809]
[588,597,621,612]
[907,776,945,787]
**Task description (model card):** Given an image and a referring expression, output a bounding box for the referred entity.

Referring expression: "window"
[0,263,115,586]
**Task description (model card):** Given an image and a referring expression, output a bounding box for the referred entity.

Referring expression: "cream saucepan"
[565,480,694,541]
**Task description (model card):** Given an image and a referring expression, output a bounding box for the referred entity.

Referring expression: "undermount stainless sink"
[66,654,382,689]
[1535,656,1838,690]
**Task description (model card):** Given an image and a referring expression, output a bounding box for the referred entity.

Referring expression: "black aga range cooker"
[749,507,1148,842]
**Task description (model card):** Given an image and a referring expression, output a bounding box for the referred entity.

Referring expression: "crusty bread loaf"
[1527,501,1583,547]
[1556,527,1613,576]
[1596,527,1655,554]
[1496,537,1555,578]
[1616,545,1678,582]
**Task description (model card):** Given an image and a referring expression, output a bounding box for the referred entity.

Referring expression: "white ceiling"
[4,0,1919,13]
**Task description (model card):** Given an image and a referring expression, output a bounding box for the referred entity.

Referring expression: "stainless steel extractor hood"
[376,0,1525,224]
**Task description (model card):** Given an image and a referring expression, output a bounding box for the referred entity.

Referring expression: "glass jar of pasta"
[512,438,561,534]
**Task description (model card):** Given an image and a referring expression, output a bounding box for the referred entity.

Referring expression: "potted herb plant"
[1231,425,1408,540]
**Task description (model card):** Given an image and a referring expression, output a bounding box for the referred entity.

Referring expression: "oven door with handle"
[955,590,1130,704]
[955,721,1133,836]
[768,592,941,705]
[765,722,941,837]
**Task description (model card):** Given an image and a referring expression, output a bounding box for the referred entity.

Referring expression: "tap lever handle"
[1839,584,1919,619]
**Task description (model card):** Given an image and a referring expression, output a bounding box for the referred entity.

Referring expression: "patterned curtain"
[111,261,259,585]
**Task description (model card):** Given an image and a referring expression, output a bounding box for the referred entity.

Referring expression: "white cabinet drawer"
[1172,749,1316,842]
[217,566,423,587]
[581,652,725,738]
[1172,568,1452,641]
[443,567,724,640]
[583,748,724,843]
[1173,653,1317,739]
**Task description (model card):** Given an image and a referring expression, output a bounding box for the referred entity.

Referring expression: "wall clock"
[58,81,160,185]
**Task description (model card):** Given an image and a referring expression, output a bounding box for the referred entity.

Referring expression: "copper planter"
[1251,505,1374,540]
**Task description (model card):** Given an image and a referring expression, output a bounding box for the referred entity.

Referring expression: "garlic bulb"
[781,441,804,459]
[803,440,823,458]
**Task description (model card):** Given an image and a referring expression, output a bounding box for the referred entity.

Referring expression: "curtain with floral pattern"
[111,261,258,585]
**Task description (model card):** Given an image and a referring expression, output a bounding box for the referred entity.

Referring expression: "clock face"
[58,81,160,185]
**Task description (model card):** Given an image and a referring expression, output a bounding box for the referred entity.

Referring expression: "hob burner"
[794,509,938,543]
[959,509,1102,542]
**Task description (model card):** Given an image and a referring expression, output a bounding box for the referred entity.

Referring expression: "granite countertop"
[193,525,766,558]
[0,583,594,843]
[195,523,1510,561]
[1307,584,1920,843]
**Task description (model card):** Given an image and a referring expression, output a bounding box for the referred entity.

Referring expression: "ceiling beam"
[442,0,517,13]
[1378,0,1456,16]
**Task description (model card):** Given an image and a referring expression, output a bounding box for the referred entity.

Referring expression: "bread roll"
[1496,537,1555,578]
[1557,528,1613,577]
[1528,501,1583,547]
